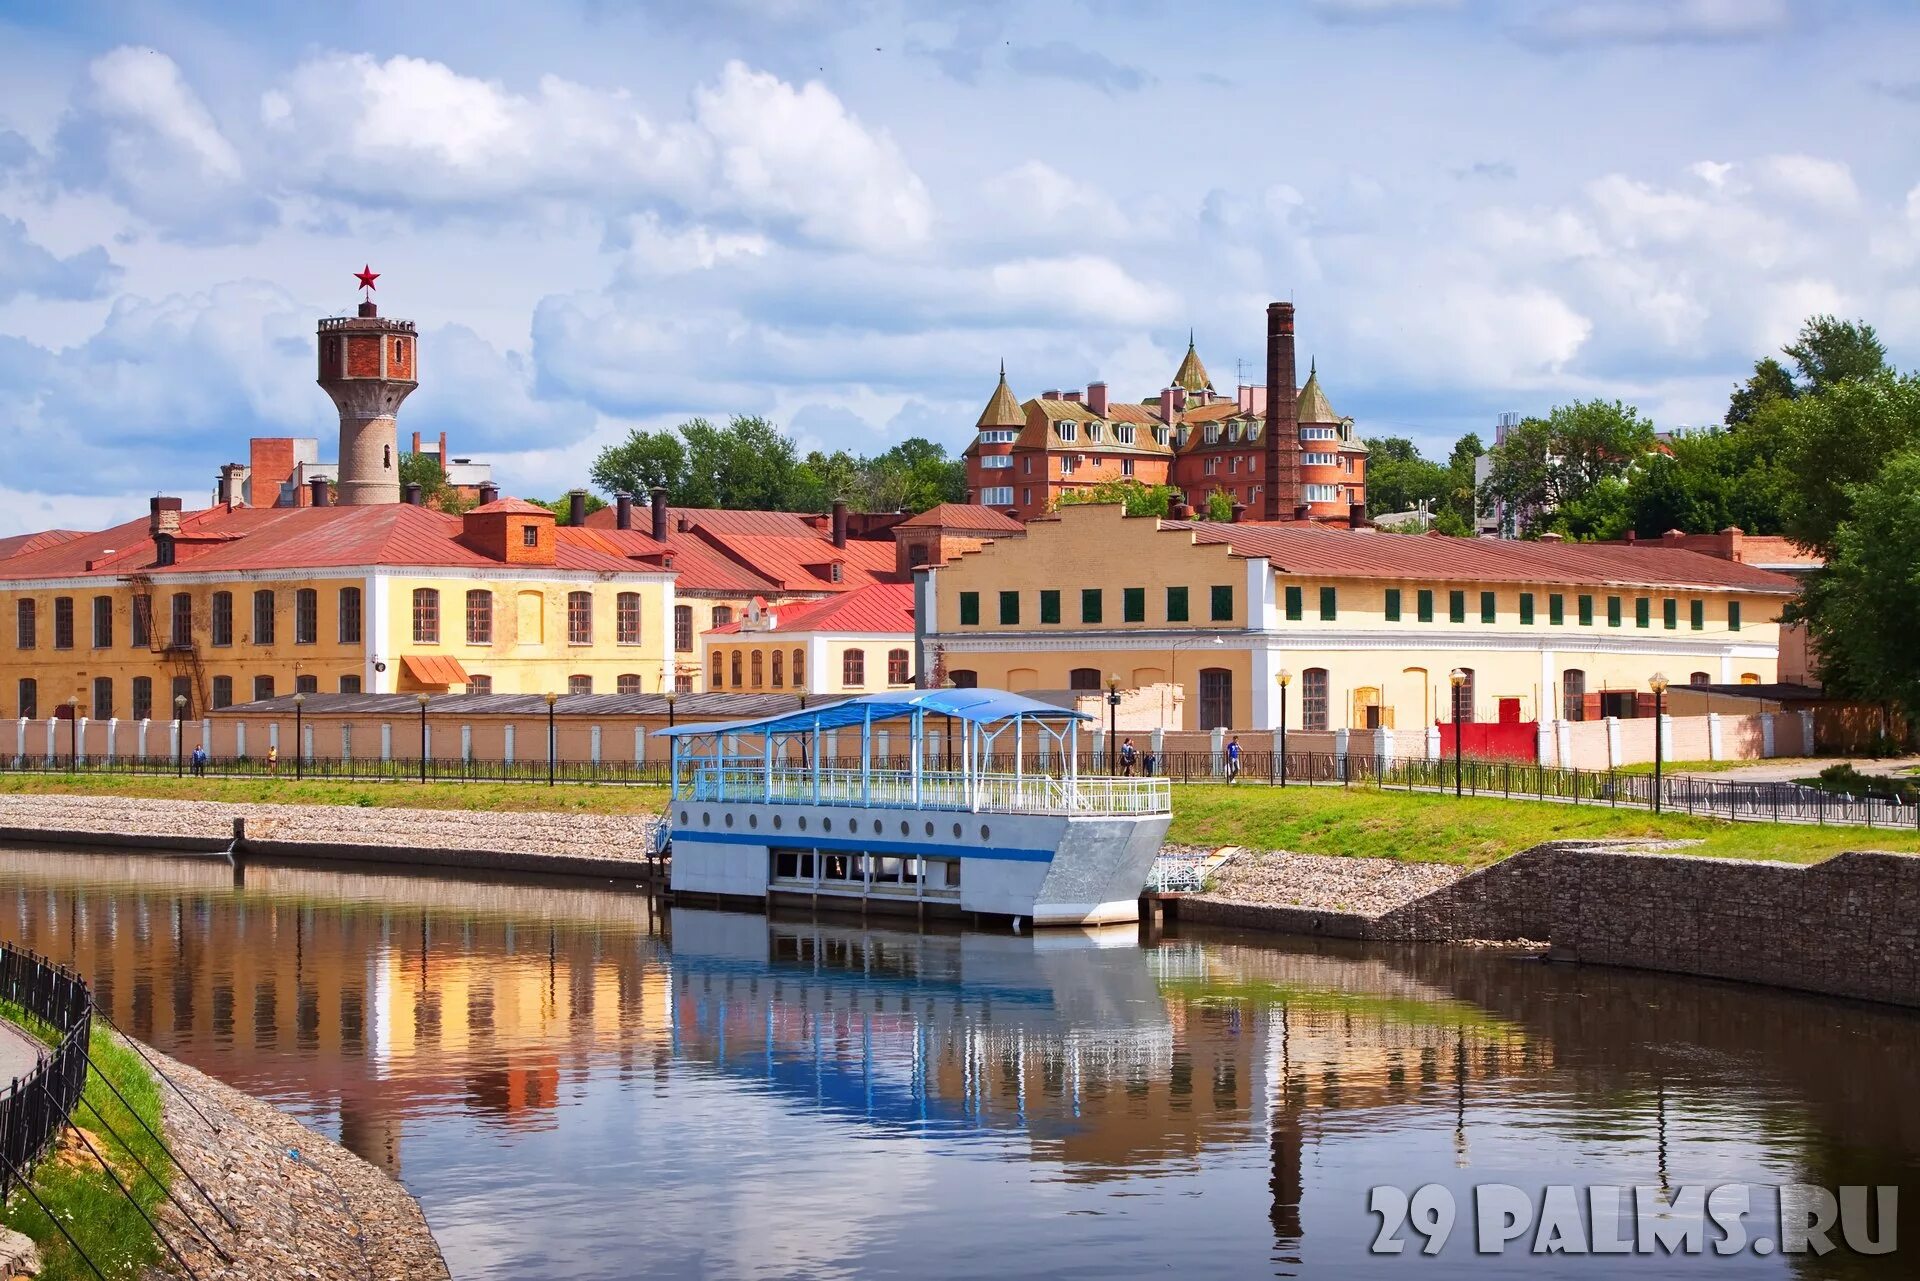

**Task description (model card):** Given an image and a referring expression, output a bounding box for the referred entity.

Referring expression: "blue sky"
[2,0,1919,534]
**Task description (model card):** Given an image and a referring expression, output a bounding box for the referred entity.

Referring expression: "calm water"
[0,844,1914,1280]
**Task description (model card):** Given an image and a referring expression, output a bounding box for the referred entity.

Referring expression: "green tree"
[677,415,802,509]
[790,449,862,513]
[1479,401,1655,537]
[1201,487,1235,522]
[1759,371,1920,555]
[590,430,688,497]
[1622,428,1784,537]
[1364,435,1453,518]
[398,452,470,513]
[539,492,608,525]
[1444,432,1483,528]
[1784,315,1887,392]
[857,437,968,513]
[1054,478,1180,518]
[1726,356,1796,427]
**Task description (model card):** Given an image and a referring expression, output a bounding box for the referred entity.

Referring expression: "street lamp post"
[292,693,306,781]
[1106,675,1121,772]
[1276,669,1292,787]
[174,693,187,777]
[416,693,430,784]
[1448,668,1468,798]
[663,687,677,730]
[1649,672,1669,813]
[67,696,80,771]
[545,691,559,787]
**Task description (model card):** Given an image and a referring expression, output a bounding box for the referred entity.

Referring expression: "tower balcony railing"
[679,765,1170,817]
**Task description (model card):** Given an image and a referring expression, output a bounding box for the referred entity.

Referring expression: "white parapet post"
[634,726,646,764]
[342,723,353,761]
[590,724,602,764]
[1707,712,1723,762]
[1556,719,1573,769]
[1800,710,1816,756]
[235,722,248,759]
[380,723,393,761]
[1536,718,1555,767]
[1605,716,1622,769]
[503,723,515,764]
[1333,728,1349,778]
[1761,713,1776,758]
[105,718,117,764]
[167,718,180,767]
[74,718,87,765]
[1149,727,1163,772]
[1209,726,1226,777]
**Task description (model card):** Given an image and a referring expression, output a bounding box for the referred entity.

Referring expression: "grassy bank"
[0,1017,167,1281]
[4,771,1917,866]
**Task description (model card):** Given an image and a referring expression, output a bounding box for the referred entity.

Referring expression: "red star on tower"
[354,265,379,293]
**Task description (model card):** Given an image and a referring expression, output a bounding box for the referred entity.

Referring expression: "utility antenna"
[1236,357,1250,386]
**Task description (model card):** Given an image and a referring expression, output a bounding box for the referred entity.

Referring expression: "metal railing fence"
[0,945,91,1201]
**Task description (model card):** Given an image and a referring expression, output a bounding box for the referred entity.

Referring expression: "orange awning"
[401,654,472,687]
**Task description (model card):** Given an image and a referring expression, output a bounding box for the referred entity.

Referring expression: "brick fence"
[1184,842,1920,1009]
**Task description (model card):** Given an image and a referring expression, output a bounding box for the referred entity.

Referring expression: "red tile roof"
[897,503,1024,533]
[582,504,906,594]
[467,498,553,516]
[707,582,914,636]
[0,530,85,563]
[1163,521,1799,593]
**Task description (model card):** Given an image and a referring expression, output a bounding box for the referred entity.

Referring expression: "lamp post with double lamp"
[415,693,430,784]
[1448,668,1468,798]
[292,693,306,781]
[1275,669,1292,787]
[545,691,559,787]
[1649,672,1669,813]
[1106,675,1121,772]
[174,693,187,777]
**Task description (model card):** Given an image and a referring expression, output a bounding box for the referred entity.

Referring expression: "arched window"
[1451,668,1476,724]
[948,669,978,689]
[1068,668,1101,691]
[568,675,593,695]
[1739,672,1760,685]
[617,592,641,645]
[466,675,492,695]
[467,590,493,645]
[294,588,317,644]
[1198,668,1233,731]
[411,588,438,644]
[793,647,805,689]
[1689,671,1711,686]
[730,651,743,687]
[337,586,361,644]
[771,650,784,688]
[1302,667,1330,731]
[712,605,734,629]
[888,649,910,685]
[170,592,193,648]
[843,648,866,687]
[751,650,764,687]
[674,605,693,652]
[617,673,642,695]
[1563,668,1586,722]
[211,591,234,647]
[711,652,724,688]
[15,599,35,649]
[567,591,593,645]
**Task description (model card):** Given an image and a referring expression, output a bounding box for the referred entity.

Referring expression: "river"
[0,844,1912,1279]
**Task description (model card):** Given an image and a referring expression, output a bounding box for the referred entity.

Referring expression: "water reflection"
[0,845,1914,1279]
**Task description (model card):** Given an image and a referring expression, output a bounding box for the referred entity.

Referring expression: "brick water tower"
[317,265,418,506]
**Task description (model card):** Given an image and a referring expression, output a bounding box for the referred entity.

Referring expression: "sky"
[2,0,1919,535]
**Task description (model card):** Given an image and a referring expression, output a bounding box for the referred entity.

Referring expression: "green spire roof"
[1172,331,1213,393]
[1296,359,1339,424]
[976,361,1025,429]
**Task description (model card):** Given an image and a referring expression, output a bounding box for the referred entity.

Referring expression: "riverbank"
[136,1040,450,1281]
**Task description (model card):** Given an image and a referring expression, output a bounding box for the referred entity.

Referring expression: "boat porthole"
[924,821,934,836]
[701,811,711,828]
[773,815,783,830]
[980,825,990,841]
[798,817,808,832]
[823,817,833,833]
[900,821,910,836]
[952,823,963,839]
[678,810,688,824]
[724,813,734,829]
[748,814,758,830]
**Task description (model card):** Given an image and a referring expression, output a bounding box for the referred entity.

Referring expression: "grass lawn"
[0,1015,167,1281]
[0,772,671,815]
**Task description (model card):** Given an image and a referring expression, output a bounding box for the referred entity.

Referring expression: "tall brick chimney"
[567,489,587,527]
[831,499,848,549]
[477,481,499,506]
[148,496,183,538]
[614,491,633,530]
[1264,302,1300,522]
[1087,381,1108,416]
[309,477,331,507]
[650,487,669,542]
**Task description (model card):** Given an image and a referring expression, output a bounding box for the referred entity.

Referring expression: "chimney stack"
[567,488,588,527]
[1159,387,1176,421]
[1087,382,1108,416]
[614,491,633,531]
[1230,501,1247,524]
[404,482,423,506]
[831,498,849,549]
[1170,500,1193,520]
[651,487,669,542]
[478,481,499,506]
[148,496,183,538]
[1264,302,1300,522]
[217,463,248,507]
[1061,389,1082,404]
[309,477,331,508]
[1348,502,1369,529]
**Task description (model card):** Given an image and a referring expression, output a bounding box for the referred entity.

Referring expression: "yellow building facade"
[915,505,1796,732]
[703,583,917,698]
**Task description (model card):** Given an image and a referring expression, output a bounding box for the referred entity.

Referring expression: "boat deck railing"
[682,765,1170,817]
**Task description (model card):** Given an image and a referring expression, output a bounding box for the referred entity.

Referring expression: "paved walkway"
[0,1019,45,1087]
[1673,756,1920,784]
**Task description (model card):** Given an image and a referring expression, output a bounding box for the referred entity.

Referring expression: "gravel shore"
[136,1039,449,1281]
[1194,847,1469,918]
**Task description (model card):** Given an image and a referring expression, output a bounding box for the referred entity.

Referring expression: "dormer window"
[521,525,539,547]
[1114,425,1135,444]
[1204,424,1220,445]
[1154,426,1170,446]
[1176,426,1190,446]
[1056,421,1077,442]
[1088,422,1104,443]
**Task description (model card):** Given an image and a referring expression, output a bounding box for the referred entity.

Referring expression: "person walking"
[190,744,207,778]
[1119,737,1137,777]
[266,744,279,776]
[1225,735,1242,783]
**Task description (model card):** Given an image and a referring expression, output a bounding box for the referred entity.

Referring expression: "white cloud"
[1309,0,1462,21]
[1518,0,1792,48]
[1351,284,1593,386]
[977,161,1132,242]
[1752,154,1859,211]
[987,256,1175,327]
[0,217,118,302]
[612,213,770,283]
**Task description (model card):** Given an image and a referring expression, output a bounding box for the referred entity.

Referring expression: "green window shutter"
[1166,586,1189,623]
[1285,586,1302,621]
[1417,590,1434,623]
[1549,594,1564,626]
[1729,600,1742,632]
[999,591,1020,626]
[1690,599,1704,631]
[1607,596,1622,628]
[1211,585,1234,622]
[1519,593,1534,625]
[1448,591,1465,624]
[1384,589,1401,622]
[1480,591,1496,624]
[1579,594,1594,626]
[1636,598,1651,629]
[1663,598,1678,630]
[959,592,979,626]
[1123,587,1145,623]
[1319,586,1337,621]
[1080,589,1102,624]
[1039,590,1060,625]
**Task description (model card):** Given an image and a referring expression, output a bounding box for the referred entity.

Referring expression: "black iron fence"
[0,945,91,1200]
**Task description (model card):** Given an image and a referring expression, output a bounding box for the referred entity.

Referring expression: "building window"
[1034,589,1058,624]
[1000,591,1021,626]
[674,605,693,652]
[211,676,233,709]
[793,647,805,688]
[1448,591,1465,624]
[1480,591,1496,624]
[53,597,73,650]
[295,588,318,644]
[467,590,493,645]
[959,592,980,626]
[15,600,34,649]
[1198,668,1233,731]
[1607,595,1622,628]
[17,679,36,720]
[1211,585,1233,622]
[170,593,192,648]
[1319,586,1337,621]
[981,486,1013,506]
[712,606,734,629]
[568,591,593,645]
[467,674,491,695]
[888,649,910,684]
[979,454,1011,469]
[171,676,192,719]
[295,674,318,694]
[730,651,743,687]
[617,592,641,645]
[338,587,362,644]
[131,595,150,648]
[1069,668,1101,691]
[212,591,233,646]
[1519,593,1535,625]
[751,650,764,687]
[92,596,113,648]
[1166,586,1189,623]
[949,669,977,688]
[253,675,275,702]
[1564,669,1586,721]
[1123,587,1146,623]
[340,675,362,694]
[1728,601,1742,632]
[1549,594,1564,626]
[618,673,642,695]
[843,648,866,687]
[1121,458,1135,477]
[569,675,593,695]
[92,677,113,721]
[131,676,152,721]
[712,652,725,688]
[1451,669,1476,723]
[255,589,277,645]
[411,589,439,644]
[1080,589,1101,624]
[522,526,539,548]
[1060,456,1077,476]
[1302,668,1329,731]
[1690,671,1711,686]
[1636,597,1651,629]
[1663,597,1678,630]
[1385,588,1401,622]
[772,650,784,688]
[1417,589,1434,623]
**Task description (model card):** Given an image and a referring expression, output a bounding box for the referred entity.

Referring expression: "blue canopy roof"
[653,688,1089,738]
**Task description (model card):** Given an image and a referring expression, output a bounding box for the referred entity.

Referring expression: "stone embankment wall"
[1186,842,1920,1009]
